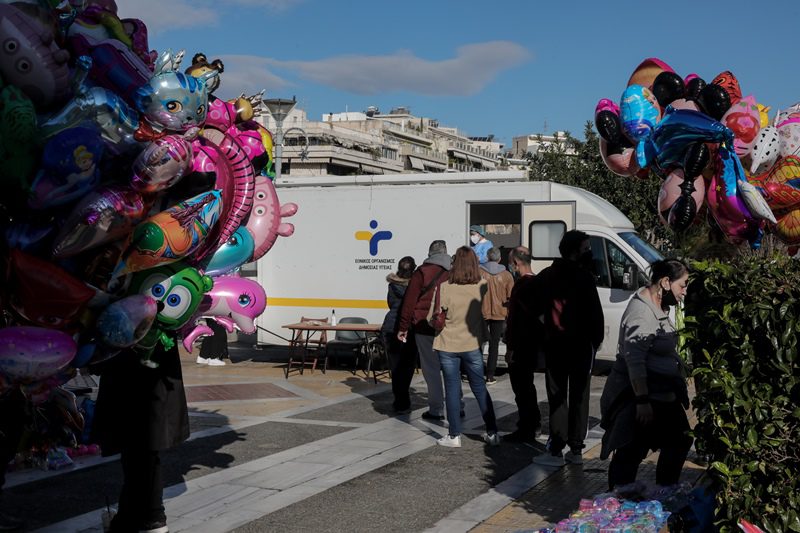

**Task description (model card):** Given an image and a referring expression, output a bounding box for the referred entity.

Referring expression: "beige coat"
[432,280,488,353]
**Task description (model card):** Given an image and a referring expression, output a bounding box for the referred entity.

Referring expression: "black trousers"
[508,355,541,435]
[544,340,593,454]
[608,400,693,489]
[384,330,417,411]
[111,448,165,531]
[483,319,505,380]
[0,390,26,500]
[199,318,229,360]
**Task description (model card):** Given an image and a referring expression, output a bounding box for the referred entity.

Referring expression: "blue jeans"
[437,349,497,437]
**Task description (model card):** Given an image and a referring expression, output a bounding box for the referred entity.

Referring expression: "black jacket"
[381,274,409,334]
[92,343,189,456]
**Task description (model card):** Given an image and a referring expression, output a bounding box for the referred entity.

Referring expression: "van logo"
[355,220,392,256]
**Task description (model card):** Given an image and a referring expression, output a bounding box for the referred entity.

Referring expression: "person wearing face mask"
[599,259,692,490]
[469,225,493,265]
[532,230,604,467]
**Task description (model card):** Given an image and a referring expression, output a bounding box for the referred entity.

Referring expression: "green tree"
[526,123,671,249]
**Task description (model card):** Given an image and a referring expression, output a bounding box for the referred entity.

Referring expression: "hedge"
[682,254,800,533]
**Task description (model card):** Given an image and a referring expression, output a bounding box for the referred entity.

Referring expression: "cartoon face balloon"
[134,71,209,133]
[620,85,661,143]
[129,262,213,331]
[721,96,760,158]
[203,227,255,277]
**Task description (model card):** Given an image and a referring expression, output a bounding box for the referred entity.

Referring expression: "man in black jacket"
[533,230,604,467]
[503,246,542,444]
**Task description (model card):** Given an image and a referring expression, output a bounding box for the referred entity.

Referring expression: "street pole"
[263,97,297,182]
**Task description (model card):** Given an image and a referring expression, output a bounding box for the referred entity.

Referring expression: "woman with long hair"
[433,246,499,447]
[381,255,417,413]
[599,258,693,489]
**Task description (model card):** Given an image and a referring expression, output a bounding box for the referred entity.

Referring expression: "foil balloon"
[182,276,267,352]
[705,149,761,246]
[595,99,623,144]
[95,294,159,348]
[711,71,742,106]
[7,249,95,330]
[113,190,222,277]
[778,122,800,159]
[652,71,685,109]
[28,127,105,209]
[721,96,761,158]
[697,83,732,121]
[236,121,274,177]
[750,156,800,212]
[245,174,298,262]
[757,103,771,128]
[620,85,661,143]
[4,221,54,252]
[626,58,674,89]
[668,99,700,112]
[202,227,255,277]
[0,326,77,382]
[738,179,776,224]
[0,85,37,188]
[685,76,706,100]
[130,134,194,193]
[658,169,705,229]
[599,138,641,178]
[128,261,213,366]
[636,108,732,171]
[750,126,780,175]
[52,185,150,258]
[0,4,71,108]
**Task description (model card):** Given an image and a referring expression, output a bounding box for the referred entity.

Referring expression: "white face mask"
[470,234,481,244]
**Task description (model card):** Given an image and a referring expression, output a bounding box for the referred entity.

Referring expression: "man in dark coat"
[503,246,542,444]
[92,343,189,533]
[533,230,604,467]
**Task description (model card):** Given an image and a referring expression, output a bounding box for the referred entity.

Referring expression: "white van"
[255,171,663,359]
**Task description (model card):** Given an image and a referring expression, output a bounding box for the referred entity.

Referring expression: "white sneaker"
[207,358,226,366]
[196,356,208,364]
[532,452,565,467]
[436,435,462,448]
[483,432,500,446]
[564,450,583,465]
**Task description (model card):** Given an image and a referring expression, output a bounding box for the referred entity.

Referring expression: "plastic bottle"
[330,309,337,326]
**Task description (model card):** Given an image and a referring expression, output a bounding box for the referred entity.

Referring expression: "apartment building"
[511,131,575,159]
[257,105,503,177]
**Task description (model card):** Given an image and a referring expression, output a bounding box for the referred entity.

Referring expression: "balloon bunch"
[594,58,792,248]
[0,2,297,407]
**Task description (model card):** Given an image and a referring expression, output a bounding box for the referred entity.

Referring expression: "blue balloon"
[620,85,660,143]
[203,227,255,277]
[636,107,733,171]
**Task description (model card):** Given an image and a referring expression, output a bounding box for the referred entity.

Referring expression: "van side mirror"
[623,264,639,291]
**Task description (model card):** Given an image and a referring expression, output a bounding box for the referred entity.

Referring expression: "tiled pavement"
[12,344,705,532]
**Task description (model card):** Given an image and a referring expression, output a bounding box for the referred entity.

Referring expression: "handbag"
[428,284,447,334]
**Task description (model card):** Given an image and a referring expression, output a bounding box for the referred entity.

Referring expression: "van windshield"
[618,232,664,264]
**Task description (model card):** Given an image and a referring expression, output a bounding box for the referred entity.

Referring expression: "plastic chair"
[285,317,328,378]
[324,316,368,374]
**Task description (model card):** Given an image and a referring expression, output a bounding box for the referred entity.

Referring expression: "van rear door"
[522,201,575,273]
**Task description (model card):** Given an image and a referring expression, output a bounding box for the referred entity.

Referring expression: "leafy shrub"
[683,254,800,533]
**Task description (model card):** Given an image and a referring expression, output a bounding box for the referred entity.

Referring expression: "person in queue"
[479,247,514,385]
[600,259,692,489]
[432,246,499,448]
[381,256,417,414]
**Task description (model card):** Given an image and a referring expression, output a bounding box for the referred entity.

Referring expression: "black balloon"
[686,77,706,100]
[595,110,622,144]
[683,142,710,178]
[668,178,698,232]
[697,84,731,120]
[652,71,686,108]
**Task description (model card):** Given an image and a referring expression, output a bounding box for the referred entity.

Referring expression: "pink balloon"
[244,174,298,261]
[705,171,760,244]
[668,98,700,112]
[130,135,194,193]
[599,139,641,178]
[0,327,77,382]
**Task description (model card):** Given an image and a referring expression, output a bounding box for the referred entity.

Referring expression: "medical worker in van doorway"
[469,225,493,265]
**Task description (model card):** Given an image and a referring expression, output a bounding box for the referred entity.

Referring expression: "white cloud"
[267,41,531,96]
[214,55,292,99]
[115,0,218,34]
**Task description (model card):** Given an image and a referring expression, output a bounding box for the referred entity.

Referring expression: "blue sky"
[118,0,799,149]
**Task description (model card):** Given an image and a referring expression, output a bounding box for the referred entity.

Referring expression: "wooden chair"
[285,317,329,378]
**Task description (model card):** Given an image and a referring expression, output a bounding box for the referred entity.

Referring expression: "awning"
[360,164,385,174]
[482,161,497,170]
[330,157,359,169]
[408,156,425,170]
[423,160,447,170]
[467,154,482,164]
[450,150,470,161]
